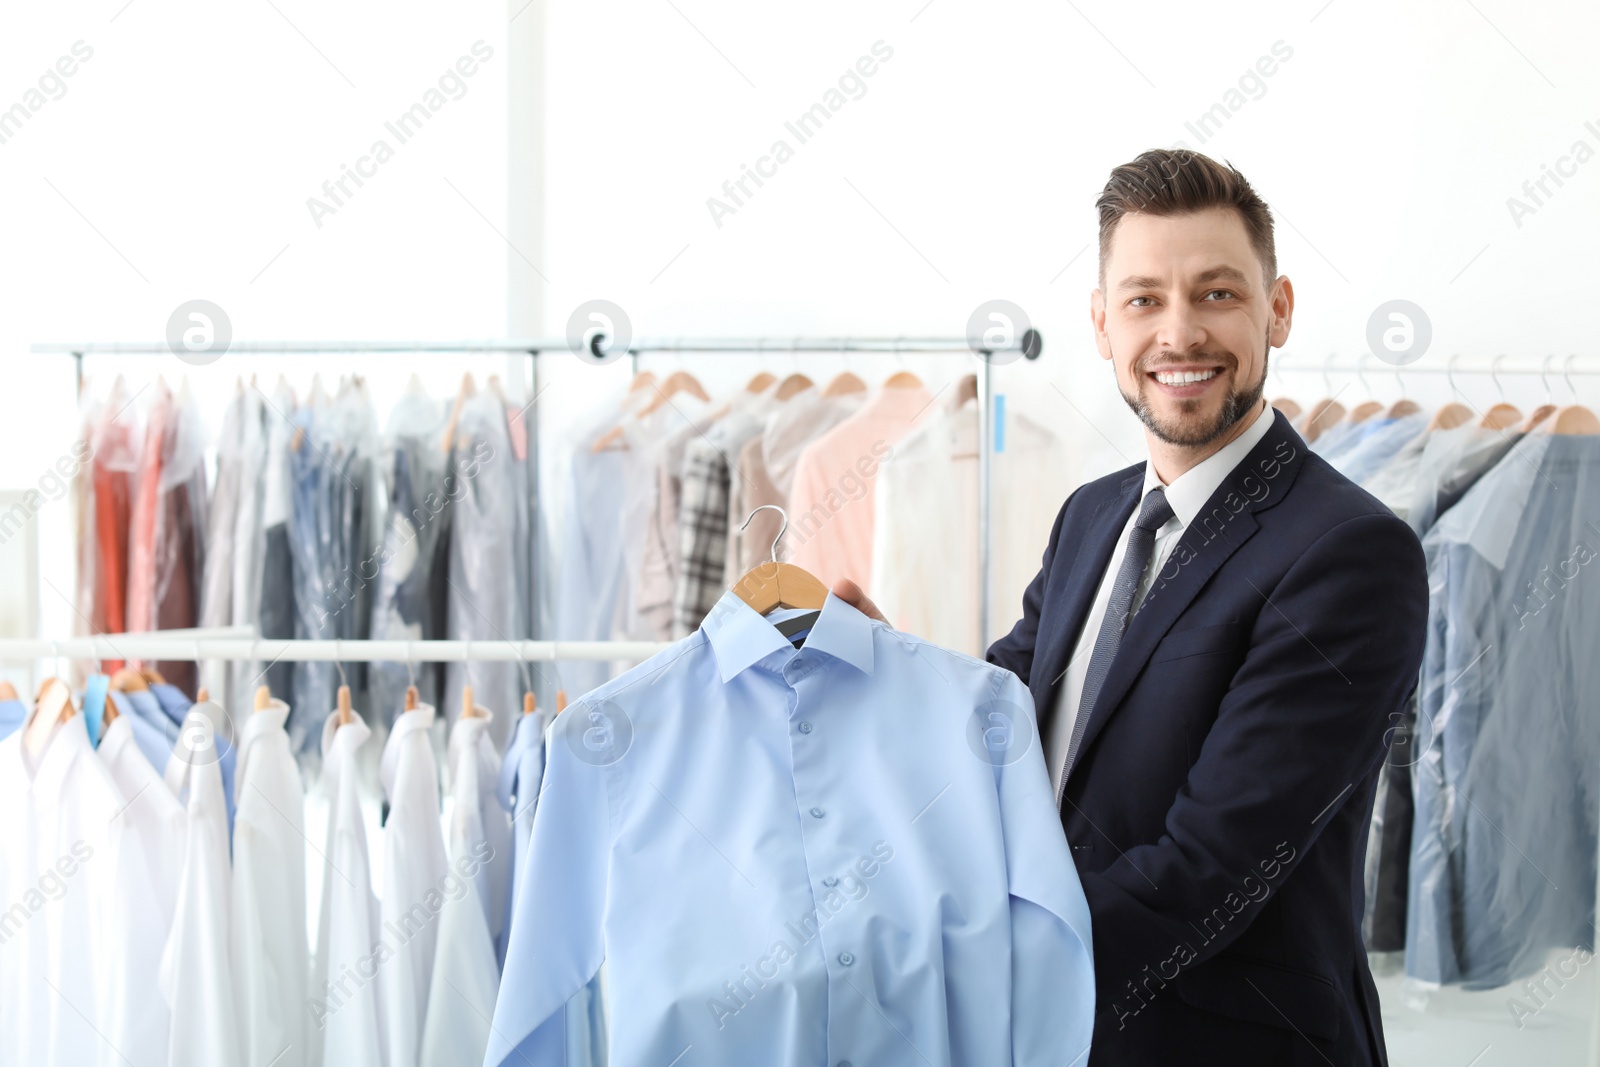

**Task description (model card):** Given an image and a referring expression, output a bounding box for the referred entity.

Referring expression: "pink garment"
[126,382,171,638]
[786,382,932,590]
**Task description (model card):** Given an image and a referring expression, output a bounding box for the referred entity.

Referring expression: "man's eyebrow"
[1114,266,1253,291]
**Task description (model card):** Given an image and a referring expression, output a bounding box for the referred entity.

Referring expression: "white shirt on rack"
[97,714,186,1067]
[233,697,310,1067]
[312,710,387,1067]
[1047,401,1275,795]
[380,703,449,1067]
[162,707,244,1066]
[420,710,505,1067]
[0,717,125,1067]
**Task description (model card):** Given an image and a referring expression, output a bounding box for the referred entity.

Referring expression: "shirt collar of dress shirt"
[321,708,373,763]
[380,701,437,794]
[701,589,875,682]
[1141,400,1275,528]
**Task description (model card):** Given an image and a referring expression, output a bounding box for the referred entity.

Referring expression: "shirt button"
[838,951,854,966]
[822,876,838,887]
[798,721,813,734]
[810,807,825,819]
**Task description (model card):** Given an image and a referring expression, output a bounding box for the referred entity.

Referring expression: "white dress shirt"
[1047,402,1275,794]
[419,711,504,1067]
[162,710,244,1066]
[380,703,449,1067]
[0,718,126,1067]
[97,715,186,1067]
[312,711,386,1067]
[233,697,310,1067]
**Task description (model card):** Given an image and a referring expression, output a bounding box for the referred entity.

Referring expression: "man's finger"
[832,578,890,627]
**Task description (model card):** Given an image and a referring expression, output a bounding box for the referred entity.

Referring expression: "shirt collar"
[702,589,876,682]
[1142,400,1275,528]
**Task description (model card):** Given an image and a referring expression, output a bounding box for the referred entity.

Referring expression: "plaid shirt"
[673,439,732,635]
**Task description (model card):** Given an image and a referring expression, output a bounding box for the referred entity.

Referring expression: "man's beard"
[1117,328,1270,448]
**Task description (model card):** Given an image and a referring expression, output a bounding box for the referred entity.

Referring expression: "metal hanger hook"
[740,504,789,564]
[1446,353,1459,397]
[1564,353,1581,401]
[1490,354,1507,401]
[1355,352,1370,398]
[1541,354,1555,406]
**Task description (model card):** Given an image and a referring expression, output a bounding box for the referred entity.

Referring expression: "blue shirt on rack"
[487,590,1095,1067]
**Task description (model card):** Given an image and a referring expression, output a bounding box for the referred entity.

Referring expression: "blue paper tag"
[994,394,1007,453]
[83,673,109,748]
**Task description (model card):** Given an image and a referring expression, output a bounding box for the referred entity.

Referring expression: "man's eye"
[1203,290,1234,301]
[1130,296,1153,308]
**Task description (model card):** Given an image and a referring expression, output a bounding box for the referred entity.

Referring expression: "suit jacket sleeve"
[987,489,1076,686]
[1078,510,1428,1000]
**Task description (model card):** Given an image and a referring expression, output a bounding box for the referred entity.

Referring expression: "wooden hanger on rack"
[745,372,777,394]
[196,687,209,703]
[1384,398,1421,419]
[1478,402,1522,430]
[337,684,352,726]
[404,685,418,712]
[523,692,537,716]
[1426,402,1473,431]
[1347,400,1384,424]
[883,370,923,390]
[462,684,483,719]
[1297,399,1346,444]
[23,677,76,758]
[1270,397,1301,422]
[774,373,813,401]
[442,373,477,455]
[140,668,166,687]
[822,372,867,397]
[1519,404,1556,432]
[0,680,16,702]
[633,371,711,419]
[1535,404,1600,434]
[628,370,657,394]
[555,690,568,715]
[732,504,827,617]
[254,685,272,712]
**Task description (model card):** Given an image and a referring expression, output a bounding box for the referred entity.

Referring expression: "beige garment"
[869,396,1066,657]
[786,383,932,589]
[726,389,865,583]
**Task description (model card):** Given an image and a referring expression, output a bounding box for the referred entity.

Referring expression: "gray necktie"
[1059,487,1175,785]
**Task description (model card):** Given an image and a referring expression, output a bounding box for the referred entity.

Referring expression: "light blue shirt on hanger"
[486,590,1095,1067]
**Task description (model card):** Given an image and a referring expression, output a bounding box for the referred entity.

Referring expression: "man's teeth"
[1154,369,1220,385]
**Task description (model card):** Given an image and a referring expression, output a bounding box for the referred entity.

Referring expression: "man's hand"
[832,578,890,626]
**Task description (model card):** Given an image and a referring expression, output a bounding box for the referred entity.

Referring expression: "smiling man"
[840,149,1429,1064]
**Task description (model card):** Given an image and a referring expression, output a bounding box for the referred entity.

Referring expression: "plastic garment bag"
[258,378,299,709]
[200,387,247,707]
[367,382,450,728]
[444,391,523,745]
[1406,433,1600,989]
[228,388,271,722]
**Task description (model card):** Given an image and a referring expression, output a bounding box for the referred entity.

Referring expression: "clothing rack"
[35,330,1043,658]
[0,635,667,664]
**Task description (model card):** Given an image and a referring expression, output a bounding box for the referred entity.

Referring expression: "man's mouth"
[1150,367,1222,386]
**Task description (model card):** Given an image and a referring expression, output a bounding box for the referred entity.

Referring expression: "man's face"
[1091,207,1292,448]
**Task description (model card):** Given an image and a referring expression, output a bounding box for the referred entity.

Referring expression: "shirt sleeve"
[484,707,613,1067]
[988,666,1096,1063]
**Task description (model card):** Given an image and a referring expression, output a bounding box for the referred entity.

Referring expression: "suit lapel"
[1031,471,1142,720]
[1068,411,1309,770]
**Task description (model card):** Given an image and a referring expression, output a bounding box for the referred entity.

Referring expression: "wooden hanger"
[404,685,418,712]
[1519,404,1556,432]
[110,667,147,692]
[1270,397,1301,422]
[1298,399,1346,444]
[1426,402,1473,431]
[462,684,482,720]
[628,370,657,394]
[632,371,711,420]
[1478,402,1522,430]
[732,505,827,615]
[774,373,813,401]
[883,371,923,390]
[1347,400,1384,425]
[140,668,166,686]
[822,372,867,397]
[1534,404,1600,435]
[442,373,477,455]
[196,687,209,703]
[0,680,16,702]
[23,677,76,757]
[555,690,568,715]
[745,372,777,394]
[953,373,979,409]
[523,692,537,716]
[1384,398,1421,419]
[337,684,352,726]
[254,685,272,712]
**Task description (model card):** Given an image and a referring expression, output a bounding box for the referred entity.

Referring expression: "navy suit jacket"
[987,409,1428,1066]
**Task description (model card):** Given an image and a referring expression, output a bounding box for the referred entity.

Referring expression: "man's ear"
[1090,289,1113,363]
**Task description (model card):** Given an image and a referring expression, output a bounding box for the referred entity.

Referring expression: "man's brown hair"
[1096,148,1277,291]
